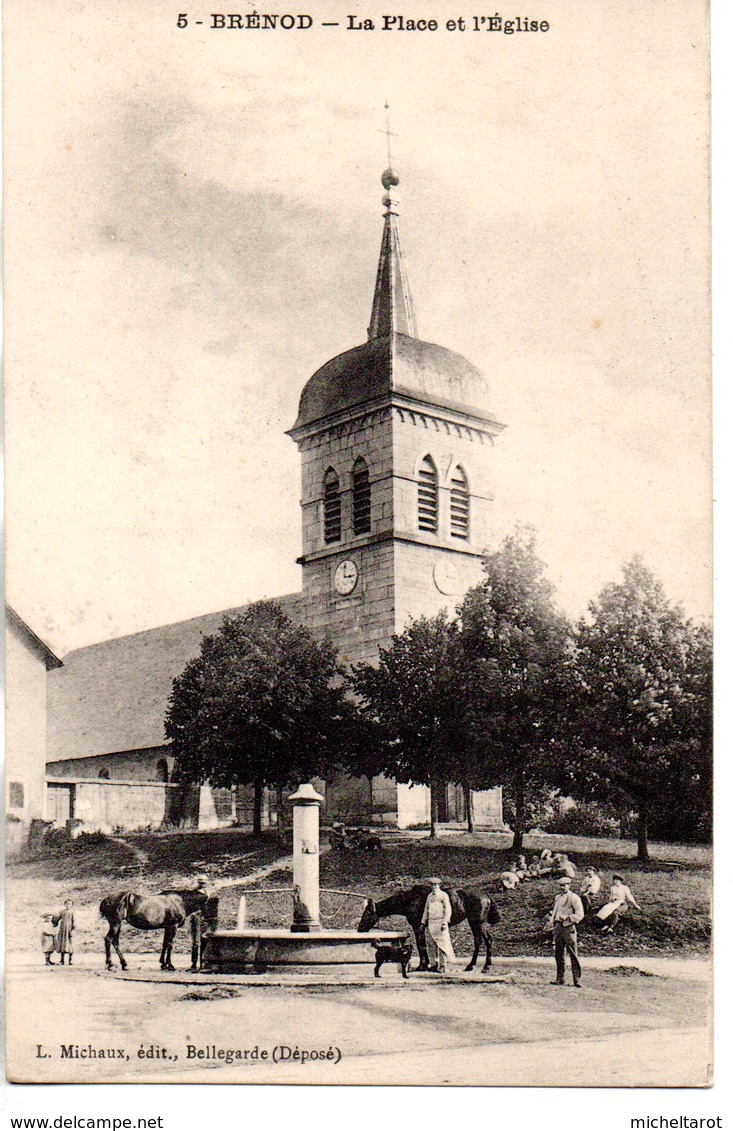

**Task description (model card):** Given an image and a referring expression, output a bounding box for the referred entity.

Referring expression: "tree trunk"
[270,783,292,850]
[252,780,263,836]
[512,767,525,851]
[636,803,650,862]
[463,784,474,833]
[430,779,439,839]
[275,784,286,833]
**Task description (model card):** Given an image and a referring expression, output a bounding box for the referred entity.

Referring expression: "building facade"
[5,607,62,854]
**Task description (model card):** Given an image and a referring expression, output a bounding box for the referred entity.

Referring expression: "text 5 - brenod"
[177,13,551,32]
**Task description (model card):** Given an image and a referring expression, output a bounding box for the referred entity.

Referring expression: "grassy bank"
[6,828,711,961]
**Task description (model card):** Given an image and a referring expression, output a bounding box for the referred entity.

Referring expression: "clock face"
[334,559,359,596]
[433,558,459,595]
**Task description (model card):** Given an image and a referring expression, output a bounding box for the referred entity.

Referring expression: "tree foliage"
[456,528,572,848]
[165,601,352,828]
[350,530,571,843]
[565,557,712,857]
[349,612,468,835]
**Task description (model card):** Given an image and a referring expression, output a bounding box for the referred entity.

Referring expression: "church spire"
[367,167,418,340]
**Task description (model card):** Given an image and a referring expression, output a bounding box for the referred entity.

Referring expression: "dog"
[373,941,413,979]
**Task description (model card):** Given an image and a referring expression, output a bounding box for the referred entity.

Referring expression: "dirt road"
[6,954,711,1086]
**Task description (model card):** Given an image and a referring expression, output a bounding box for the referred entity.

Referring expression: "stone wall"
[298,408,397,667]
[393,539,485,630]
[298,408,394,560]
[302,539,396,667]
[472,787,504,829]
[371,774,400,824]
[45,777,175,832]
[321,771,373,821]
[396,782,431,827]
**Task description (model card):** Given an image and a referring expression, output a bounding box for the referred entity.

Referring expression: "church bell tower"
[288,167,506,667]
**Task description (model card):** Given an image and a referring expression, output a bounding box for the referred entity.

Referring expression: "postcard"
[5,0,711,1086]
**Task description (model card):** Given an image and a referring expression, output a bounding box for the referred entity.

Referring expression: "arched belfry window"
[156,759,169,783]
[352,458,371,536]
[323,468,342,543]
[98,768,110,780]
[417,455,439,533]
[449,465,470,540]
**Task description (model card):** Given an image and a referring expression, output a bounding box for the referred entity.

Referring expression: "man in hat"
[549,875,584,987]
[189,874,219,972]
[421,878,455,973]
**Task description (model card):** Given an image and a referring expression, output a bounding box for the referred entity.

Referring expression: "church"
[45,165,507,832]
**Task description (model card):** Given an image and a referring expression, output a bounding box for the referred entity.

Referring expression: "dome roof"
[292,332,493,432]
[291,169,501,435]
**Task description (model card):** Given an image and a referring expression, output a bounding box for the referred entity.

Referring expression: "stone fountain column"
[289,784,324,932]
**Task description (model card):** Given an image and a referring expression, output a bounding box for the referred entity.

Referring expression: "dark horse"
[358,885,501,972]
[99,889,217,971]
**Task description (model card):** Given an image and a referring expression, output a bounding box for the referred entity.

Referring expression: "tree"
[645,622,712,843]
[165,601,352,833]
[457,529,571,850]
[566,558,712,859]
[349,613,469,838]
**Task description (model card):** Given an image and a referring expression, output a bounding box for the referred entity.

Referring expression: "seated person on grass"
[597,874,641,932]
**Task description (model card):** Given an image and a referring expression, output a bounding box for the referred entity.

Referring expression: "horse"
[99,888,217,971]
[358,885,501,972]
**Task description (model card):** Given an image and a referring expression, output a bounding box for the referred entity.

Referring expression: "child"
[53,899,75,965]
[580,866,602,913]
[529,854,547,878]
[41,914,57,966]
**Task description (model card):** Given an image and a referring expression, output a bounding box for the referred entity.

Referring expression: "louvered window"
[417,455,439,533]
[323,468,342,543]
[352,458,371,536]
[449,465,470,540]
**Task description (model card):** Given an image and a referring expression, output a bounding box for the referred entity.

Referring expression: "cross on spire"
[368,105,417,340]
[380,101,395,168]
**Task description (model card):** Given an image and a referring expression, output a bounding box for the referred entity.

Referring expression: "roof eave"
[288,389,505,444]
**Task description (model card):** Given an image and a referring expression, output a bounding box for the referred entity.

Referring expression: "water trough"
[201,785,408,972]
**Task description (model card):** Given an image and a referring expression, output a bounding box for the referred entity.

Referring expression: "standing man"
[549,875,584,988]
[420,878,456,974]
[189,874,219,972]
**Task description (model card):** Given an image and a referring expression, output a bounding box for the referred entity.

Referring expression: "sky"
[5,0,710,655]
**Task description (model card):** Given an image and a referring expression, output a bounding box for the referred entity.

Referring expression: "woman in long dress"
[53,899,75,965]
[421,878,456,973]
[597,874,641,932]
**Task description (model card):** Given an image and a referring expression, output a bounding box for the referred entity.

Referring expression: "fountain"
[201,784,408,971]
